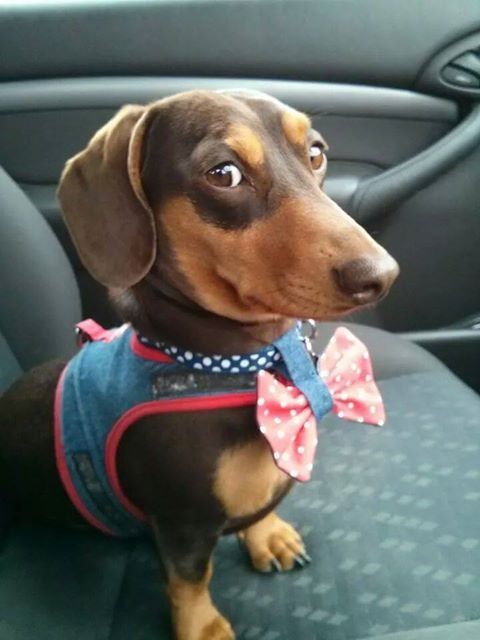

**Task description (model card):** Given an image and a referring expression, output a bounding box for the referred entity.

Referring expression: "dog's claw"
[271,558,283,572]
[294,555,306,567]
[299,550,312,563]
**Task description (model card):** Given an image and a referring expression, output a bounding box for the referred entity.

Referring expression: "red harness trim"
[130,333,174,362]
[104,392,257,522]
[56,321,258,534]
[54,365,116,536]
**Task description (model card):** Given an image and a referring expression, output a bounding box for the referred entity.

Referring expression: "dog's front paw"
[240,512,311,572]
[173,599,235,640]
[198,614,235,640]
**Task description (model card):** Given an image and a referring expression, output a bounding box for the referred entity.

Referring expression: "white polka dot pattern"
[318,327,386,427]
[137,335,277,373]
[256,369,319,483]
[255,326,386,483]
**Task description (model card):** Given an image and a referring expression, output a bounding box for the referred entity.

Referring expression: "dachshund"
[0,89,398,640]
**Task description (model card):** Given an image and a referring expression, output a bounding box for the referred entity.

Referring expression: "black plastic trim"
[402,329,480,392]
[0,78,457,122]
[352,104,480,223]
[417,31,480,99]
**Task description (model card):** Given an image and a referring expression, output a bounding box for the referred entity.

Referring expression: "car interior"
[1,1,480,639]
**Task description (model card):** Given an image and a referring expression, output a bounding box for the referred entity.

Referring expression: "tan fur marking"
[167,559,212,606]
[281,110,311,146]
[160,196,257,321]
[160,192,387,323]
[225,124,265,167]
[199,616,235,640]
[214,439,288,518]
[168,562,234,640]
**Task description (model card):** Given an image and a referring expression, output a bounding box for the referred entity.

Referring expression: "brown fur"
[58,105,158,288]
[160,192,386,323]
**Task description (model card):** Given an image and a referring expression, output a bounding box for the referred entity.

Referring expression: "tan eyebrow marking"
[225,125,265,168]
[281,110,311,146]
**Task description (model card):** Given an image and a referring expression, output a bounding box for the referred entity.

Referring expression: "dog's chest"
[151,366,291,523]
[213,436,290,521]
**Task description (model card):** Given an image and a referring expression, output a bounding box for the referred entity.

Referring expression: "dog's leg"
[152,521,234,640]
[239,511,310,572]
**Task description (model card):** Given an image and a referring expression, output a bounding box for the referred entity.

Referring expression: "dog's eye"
[309,143,325,171]
[206,163,243,188]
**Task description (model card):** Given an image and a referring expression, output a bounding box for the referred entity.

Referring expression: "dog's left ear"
[57,103,160,288]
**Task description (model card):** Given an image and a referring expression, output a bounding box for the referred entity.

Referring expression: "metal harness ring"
[299,319,317,355]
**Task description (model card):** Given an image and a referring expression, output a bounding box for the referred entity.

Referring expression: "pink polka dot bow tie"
[256,327,385,482]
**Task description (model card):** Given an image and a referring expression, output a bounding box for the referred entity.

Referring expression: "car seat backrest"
[0,166,81,391]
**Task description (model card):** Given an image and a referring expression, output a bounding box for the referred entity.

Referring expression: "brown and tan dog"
[0,90,398,640]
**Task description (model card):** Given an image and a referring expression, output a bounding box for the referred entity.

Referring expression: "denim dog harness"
[54,320,341,537]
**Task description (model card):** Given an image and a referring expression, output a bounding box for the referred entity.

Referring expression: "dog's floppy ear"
[58,104,158,288]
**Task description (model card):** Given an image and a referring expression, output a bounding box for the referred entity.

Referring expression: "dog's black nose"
[334,256,399,305]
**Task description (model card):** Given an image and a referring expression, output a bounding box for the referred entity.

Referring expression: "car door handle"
[351,103,480,224]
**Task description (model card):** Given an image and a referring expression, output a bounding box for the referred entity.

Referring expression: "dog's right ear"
[57,104,158,288]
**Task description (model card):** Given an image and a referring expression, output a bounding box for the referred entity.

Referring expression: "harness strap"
[273,327,333,419]
[75,320,127,346]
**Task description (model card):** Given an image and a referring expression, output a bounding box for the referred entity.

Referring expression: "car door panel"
[1,0,480,88]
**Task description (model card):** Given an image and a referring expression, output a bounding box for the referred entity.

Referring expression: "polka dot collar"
[136,334,282,374]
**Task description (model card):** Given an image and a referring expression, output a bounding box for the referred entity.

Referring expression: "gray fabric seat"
[0,167,479,640]
[0,166,80,393]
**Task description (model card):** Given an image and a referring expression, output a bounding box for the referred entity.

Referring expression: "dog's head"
[58,90,398,323]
